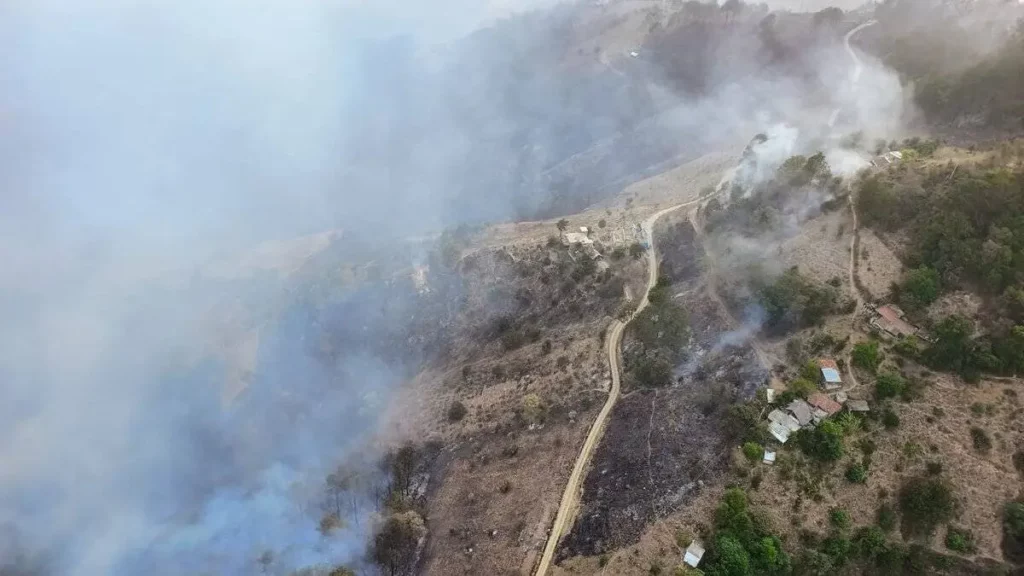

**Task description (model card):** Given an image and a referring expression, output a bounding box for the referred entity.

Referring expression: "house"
[768,421,791,443]
[769,409,800,433]
[787,399,814,427]
[847,399,870,412]
[808,392,843,417]
[763,450,777,465]
[818,359,842,390]
[870,304,919,339]
[684,541,706,568]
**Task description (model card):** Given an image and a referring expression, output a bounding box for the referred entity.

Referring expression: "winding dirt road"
[533,201,695,576]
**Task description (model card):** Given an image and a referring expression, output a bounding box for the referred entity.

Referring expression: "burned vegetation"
[559,217,768,560]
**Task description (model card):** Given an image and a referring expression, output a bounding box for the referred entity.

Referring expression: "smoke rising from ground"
[0,0,920,574]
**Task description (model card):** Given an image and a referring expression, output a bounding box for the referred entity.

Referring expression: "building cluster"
[765,358,869,445]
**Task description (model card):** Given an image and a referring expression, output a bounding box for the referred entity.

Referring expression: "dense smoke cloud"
[0,0,918,574]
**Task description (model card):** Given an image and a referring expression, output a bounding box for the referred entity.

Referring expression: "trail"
[829,19,877,129]
[839,19,875,391]
[533,200,698,576]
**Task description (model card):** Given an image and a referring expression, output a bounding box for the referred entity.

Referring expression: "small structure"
[766,388,776,402]
[808,392,843,417]
[768,421,791,443]
[787,399,814,427]
[562,232,593,246]
[769,409,800,433]
[834,391,848,404]
[763,450,777,465]
[847,399,870,412]
[818,359,842,390]
[579,226,589,234]
[684,541,706,568]
[870,304,919,339]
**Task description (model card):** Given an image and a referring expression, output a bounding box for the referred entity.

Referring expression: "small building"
[787,399,814,427]
[768,421,791,443]
[684,541,706,568]
[871,304,919,339]
[818,359,842,390]
[768,409,800,433]
[766,388,776,402]
[847,399,870,412]
[763,450,777,465]
[808,392,843,417]
[562,232,593,246]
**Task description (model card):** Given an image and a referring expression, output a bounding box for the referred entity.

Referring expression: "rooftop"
[684,541,706,568]
[808,392,843,416]
[821,367,842,384]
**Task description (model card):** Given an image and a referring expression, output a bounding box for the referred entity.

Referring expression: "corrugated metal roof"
[768,421,791,443]
[822,368,842,383]
[684,542,706,568]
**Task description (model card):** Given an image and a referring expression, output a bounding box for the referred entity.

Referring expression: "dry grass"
[857,228,904,302]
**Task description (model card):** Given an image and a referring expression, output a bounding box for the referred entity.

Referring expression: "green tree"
[371,511,427,576]
[797,420,844,462]
[898,266,940,310]
[707,535,752,576]
[898,476,955,537]
[851,340,881,372]
[1003,501,1024,563]
[556,218,569,232]
[788,378,816,399]
[874,372,906,400]
[742,442,763,462]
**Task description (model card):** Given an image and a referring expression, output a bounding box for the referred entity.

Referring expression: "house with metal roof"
[818,358,842,390]
[684,541,706,568]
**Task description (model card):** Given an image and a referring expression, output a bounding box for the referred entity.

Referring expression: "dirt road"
[841,19,875,392]
[533,201,694,576]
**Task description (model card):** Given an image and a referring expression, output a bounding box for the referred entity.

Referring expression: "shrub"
[1004,501,1024,563]
[447,401,468,422]
[629,242,646,258]
[898,476,955,536]
[788,378,817,399]
[970,427,992,453]
[875,372,906,400]
[521,394,545,424]
[598,219,607,228]
[945,526,976,553]
[898,266,941,310]
[743,442,763,462]
[845,463,867,483]
[854,526,887,559]
[797,420,845,462]
[877,502,897,532]
[882,408,900,429]
[926,461,943,476]
[829,508,851,532]
[852,340,881,372]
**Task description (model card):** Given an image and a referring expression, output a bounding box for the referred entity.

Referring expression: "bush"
[743,441,763,462]
[898,266,941,311]
[898,476,955,536]
[845,463,867,484]
[875,372,906,400]
[598,219,607,228]
[797,420,844,462]
[945,526,976,553]
[829,508,851,532]
[1004,501,1024,563]
[447,401,468,422]
[878,502,897,532]
[757,267,838,334]
[788,378,817,399]
[521,394,546,424]
[629,242,646,258]
[853,526,887,559]
[852,340,881,372]
[882,408,900,429]
[970,427,992,453]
